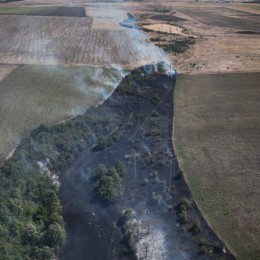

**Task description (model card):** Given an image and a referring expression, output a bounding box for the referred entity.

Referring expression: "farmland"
[0,64,125,161]
[135,2,260,74]
[174,73,260,259]
[0,13,164,67]
[0,3,165,161]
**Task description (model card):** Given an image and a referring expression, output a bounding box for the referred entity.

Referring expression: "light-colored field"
[0,14,164,68]
[86,6,127,30]
[91,18,123,30]
[173,73,260,259]
[0,65,125,161]
[143,24,188,36]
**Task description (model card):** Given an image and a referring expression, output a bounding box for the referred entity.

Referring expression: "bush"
[115,161,126,177]
[151,110,159,117]
[118,208,134,226]
[180,197,192,209]
[44,223,66,248]
[98,175,121,202]
[189,220,201,234]
[177,197,192,224]
[96,164,107,178]
[152,192,163,205]
[175,170,183,180]
[178,207,188,224]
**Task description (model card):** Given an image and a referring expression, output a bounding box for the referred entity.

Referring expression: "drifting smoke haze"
[90,3,170,68]
[0,0,176,164]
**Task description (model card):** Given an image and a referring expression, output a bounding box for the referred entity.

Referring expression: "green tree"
[98,175,121,202]
[44,223,66,249]
[96,164,107,178]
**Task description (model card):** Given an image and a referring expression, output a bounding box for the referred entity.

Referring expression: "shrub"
[98,175,121,202]
[178,207,188,224]
[175,170,183,180]
[152,192,162,205]
[152,110,159,117]
[115,161,126,177]
[96,164,107,178]
[180,197,192,209]
[190,220,201,234]
[118,208,134,226]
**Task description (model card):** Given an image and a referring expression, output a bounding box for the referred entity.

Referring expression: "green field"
[173,73,260,259]
[0,65,125,161]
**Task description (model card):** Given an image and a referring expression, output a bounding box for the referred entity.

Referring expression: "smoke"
[71,66,127,113]
[135,215,189,260]
[88,3,173,69]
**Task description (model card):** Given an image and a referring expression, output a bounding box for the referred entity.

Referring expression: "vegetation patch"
[158,38,195,53]
[151,15,186,22]
[95,162,126,202]
[0,94,120,258]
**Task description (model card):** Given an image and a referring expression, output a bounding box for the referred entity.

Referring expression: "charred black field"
[56,68,234,260]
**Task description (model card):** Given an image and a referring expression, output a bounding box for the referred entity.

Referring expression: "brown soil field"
[0,65,125,162]
[174,72,260,259]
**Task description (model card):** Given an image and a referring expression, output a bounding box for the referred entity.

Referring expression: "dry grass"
[173,72,260,259]
[135,2,260,74]
[0,65,124,161]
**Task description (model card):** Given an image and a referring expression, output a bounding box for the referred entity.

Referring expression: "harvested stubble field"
[0,65,124,162]
[86,6,127,30]
[0,14,163,67]
[173,72,260,259]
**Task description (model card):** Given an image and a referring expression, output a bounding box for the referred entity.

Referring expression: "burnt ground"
[32,7,86,17]
[58,68,234,260]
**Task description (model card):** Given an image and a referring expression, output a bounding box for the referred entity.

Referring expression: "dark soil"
[151,15,186,22]
[57,67,235,260]
[32,7,86,17]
